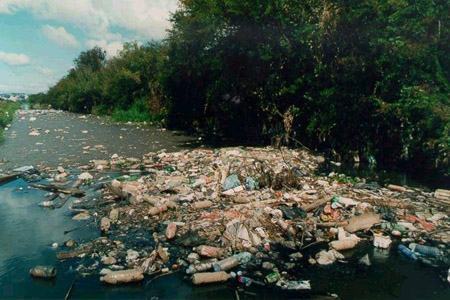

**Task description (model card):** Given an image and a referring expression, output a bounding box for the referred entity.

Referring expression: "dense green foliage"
[29,0,449,173]
[0,101,20,140]
[30,43,166,122]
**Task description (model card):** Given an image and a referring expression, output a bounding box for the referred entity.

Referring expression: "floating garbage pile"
[2,147,449,294]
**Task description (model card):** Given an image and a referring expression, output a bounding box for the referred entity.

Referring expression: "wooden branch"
[30,183,85,197]
[0,173,20,185]
[302,198,329,212]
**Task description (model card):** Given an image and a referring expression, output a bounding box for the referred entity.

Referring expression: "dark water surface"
[0,110,449,299]
[0,179,96,298]
[324,163,450,191]
[0,178,449,299]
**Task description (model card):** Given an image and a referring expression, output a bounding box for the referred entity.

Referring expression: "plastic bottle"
[330,238,359,250]
[213,252,252,272]
[235,252,252,263]
[408,243,441,257]
[165,222,177,240]
[29,266,57,278]
[148,205,168,216]
[100,269,144,284]
[192,200,213,209]
[398,244,418,260]
[213,256,239,272]
[186,261,216,274]
[418,257,437,267]
[277,219,296,235]
[191,271,231,285]
[195,245,224,258]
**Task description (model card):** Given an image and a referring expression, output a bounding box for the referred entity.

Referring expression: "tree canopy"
[29,0,449,174]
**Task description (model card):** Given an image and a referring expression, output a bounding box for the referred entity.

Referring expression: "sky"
[0,0,178,93]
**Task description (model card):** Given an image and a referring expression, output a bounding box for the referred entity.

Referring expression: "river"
[0,109,195,171]
[0,109,449,299]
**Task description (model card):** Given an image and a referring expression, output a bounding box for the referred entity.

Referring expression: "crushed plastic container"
[373,234,392,249]
[276,279,311,290]
[265,271,281,284]
[244,177,258,190]
[223,174,241,191]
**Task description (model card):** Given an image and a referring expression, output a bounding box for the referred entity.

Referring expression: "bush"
[111,98,167,123]
[0,101,20,140]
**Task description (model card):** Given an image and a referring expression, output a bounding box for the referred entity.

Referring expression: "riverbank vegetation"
[0,101,20,141]
[28,0,449,174]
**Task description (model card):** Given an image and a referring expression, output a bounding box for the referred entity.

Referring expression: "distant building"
[0,93,28,102]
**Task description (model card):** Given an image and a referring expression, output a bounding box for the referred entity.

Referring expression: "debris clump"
[13,147,449,292]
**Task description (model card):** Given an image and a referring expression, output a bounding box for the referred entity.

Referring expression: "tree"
[28,0,450,174]
[74,47,107,72]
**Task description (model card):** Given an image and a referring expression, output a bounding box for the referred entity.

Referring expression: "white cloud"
[42,25,79,48]
[0,82,49,93]
[0,1,180,93]
[36,66,54,76]
[85,39,123,57]
[0,0,179,40]
[97,0,179,39]
[0,51,30,65]
[0,0,109,37]
[0,3,11,13]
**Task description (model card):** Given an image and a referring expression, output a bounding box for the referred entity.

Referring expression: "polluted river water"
[0,109,449,299]
[0,109,196,170]
[0,178,449,299]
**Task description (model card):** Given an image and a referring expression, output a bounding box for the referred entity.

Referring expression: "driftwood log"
[0,173,20,185]
[30,183,85,197]
[57,244,92,260]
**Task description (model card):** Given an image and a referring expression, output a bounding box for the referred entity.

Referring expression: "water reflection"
[0,179,96,298]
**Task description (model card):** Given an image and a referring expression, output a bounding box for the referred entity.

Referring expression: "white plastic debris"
[78,172,93,181]
[13,166,34,173]
[315,249,344,265]
[373,234,392,249]
[277,279,311,290]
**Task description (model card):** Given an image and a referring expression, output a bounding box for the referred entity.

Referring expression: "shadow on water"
[318,161,450,190]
